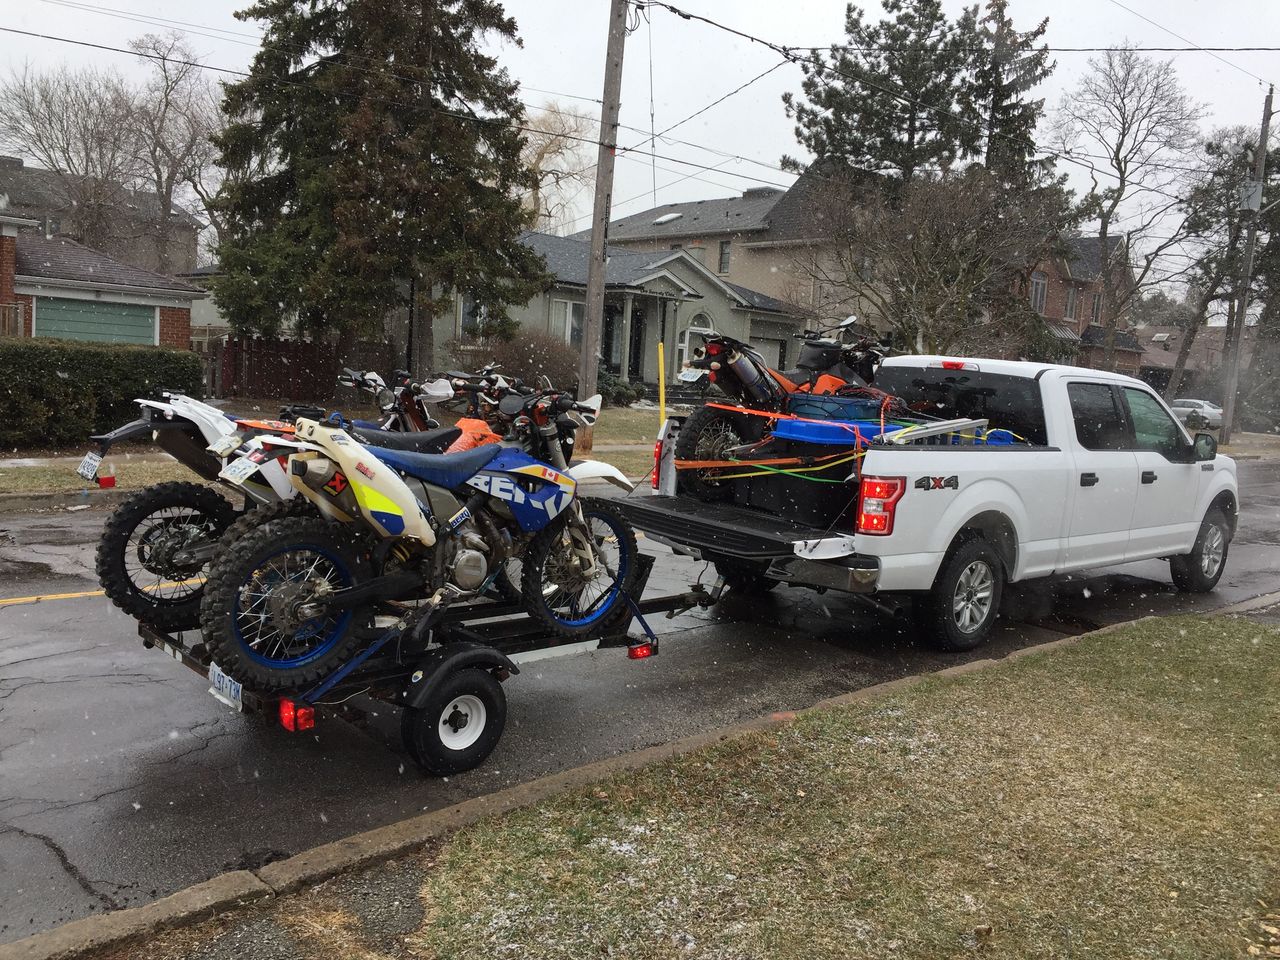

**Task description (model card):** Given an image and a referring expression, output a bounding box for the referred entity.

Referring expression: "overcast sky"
[4,0,1279,228]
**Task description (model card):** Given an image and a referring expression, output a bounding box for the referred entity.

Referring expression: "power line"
[1101,0,1272,86]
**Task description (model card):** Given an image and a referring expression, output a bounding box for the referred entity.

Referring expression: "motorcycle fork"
[564,502,600,578]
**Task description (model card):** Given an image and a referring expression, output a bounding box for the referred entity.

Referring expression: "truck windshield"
[875,366,1049,446]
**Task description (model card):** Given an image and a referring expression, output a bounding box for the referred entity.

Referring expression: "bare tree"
[127,33,217,273]
[520,102,595,234]
[1054,46,1204,364]
[792,165,1076,354]
[0,63,137,250]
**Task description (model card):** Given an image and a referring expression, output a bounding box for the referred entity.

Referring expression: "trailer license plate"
[208,662,243,711]
[76,451,102,481]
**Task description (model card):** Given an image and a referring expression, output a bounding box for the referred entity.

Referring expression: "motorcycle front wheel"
[96,481,237,630]
[520,498,639,638]
[199,516,372,691]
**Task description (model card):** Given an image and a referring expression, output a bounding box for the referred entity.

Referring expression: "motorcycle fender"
[402,642,520,710]
[89,417,160,454]
[566,459,635,492]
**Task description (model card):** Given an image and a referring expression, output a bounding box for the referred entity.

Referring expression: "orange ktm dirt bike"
[675,318,889,500]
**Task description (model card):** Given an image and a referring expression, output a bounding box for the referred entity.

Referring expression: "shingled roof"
[16,233,203,297]
[588,186,784,242]
[0,157,203,229]
[1065,235,1125,281]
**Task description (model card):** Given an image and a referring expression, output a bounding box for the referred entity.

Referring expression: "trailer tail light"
[652,440,662,490]
[278,698,315,732]
[627,641,655,659]
[857,476,906,535]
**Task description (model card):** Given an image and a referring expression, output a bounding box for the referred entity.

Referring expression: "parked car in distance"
[1170,398,1223,430]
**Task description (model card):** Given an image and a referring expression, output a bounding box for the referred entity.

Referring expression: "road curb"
[0,490,126,515]
[0,610,1246,959]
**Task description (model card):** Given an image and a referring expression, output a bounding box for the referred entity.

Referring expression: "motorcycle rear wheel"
[674,404,751,502]
[96,481,237,631]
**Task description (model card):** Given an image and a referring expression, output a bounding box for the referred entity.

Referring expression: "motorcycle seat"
[355,426,461,454]
[366,442,501,489]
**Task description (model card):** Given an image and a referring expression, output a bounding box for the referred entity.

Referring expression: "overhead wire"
[1101,0,1273,86]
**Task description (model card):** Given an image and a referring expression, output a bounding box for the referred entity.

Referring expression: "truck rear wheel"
[915,538,1004,652]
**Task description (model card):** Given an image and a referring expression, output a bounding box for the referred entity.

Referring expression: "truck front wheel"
[1170,508,1230,593]
[915,538,1004,651]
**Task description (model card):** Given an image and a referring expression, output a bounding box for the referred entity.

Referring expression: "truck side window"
[873,368,1048,445]
[1123,388,1184,458]
[1068,382,1128,451]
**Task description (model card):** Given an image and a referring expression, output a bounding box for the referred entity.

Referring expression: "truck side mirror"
[1193,432,1217,461]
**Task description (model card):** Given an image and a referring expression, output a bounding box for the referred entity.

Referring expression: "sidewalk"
[29,613,1277,960]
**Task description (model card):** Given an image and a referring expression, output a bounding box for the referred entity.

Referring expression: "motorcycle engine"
[450,548,489,591]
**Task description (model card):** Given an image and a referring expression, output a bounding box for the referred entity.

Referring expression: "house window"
[718,240,731,274]
[1065,286,1078,320]
[458,295,485,337]
[1091,292,1103,323]
[1029,272,1048,315]
[678,315,715,368]
[670,242,682,250]
[551,299,585,348]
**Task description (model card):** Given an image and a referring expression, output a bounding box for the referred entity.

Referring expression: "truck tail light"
[932,360,980,371]
[652,440,662,490]
[857,476,905,535]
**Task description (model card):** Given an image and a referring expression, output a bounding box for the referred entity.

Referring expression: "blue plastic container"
[771,418,900,445]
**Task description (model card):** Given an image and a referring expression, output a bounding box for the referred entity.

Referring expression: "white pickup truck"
[620,356,1238,650]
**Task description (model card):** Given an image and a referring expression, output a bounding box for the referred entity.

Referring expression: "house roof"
[0,156,203,229]
[1046,320,1082,343]
[16,232,203,297]
[587,187,784,242]
[522,231,798,315]
[1079,323,1141,352]
[1064,236,1124,282]
[1136,323,1256,371]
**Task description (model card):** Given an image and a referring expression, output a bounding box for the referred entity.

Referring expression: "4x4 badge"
[915,475,959,491]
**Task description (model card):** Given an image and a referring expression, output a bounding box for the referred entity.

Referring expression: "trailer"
[137,554,715,776]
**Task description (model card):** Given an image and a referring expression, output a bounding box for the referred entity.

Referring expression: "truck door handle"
[1141,470,1158,484]
[1080,472,1099,487]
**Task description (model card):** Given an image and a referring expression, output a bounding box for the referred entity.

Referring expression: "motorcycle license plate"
[677,368,706,383]
[207,662,243,712]
[219,456,260,486]
[76,451,102,481]
[208,433,242,458]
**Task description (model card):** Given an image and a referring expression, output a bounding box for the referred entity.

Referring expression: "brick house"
[1026,235,1143,373]
[1,215,202,347]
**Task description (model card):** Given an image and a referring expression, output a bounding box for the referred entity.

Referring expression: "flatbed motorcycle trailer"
[136,554,716,775]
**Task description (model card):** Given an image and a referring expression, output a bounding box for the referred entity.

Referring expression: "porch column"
[619,292,634,381]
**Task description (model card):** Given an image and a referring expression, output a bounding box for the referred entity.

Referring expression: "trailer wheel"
[401,668,507,776]
[914,537,1003,652]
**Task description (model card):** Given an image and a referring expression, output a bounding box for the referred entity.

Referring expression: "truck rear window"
[874,366,1049,446]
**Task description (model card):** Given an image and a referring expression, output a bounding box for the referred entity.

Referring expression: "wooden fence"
[211,337,396,400]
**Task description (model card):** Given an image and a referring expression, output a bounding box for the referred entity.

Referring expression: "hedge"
[0,338,203,448]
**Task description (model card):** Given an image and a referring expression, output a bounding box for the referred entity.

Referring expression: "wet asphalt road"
[2,462,1279,945]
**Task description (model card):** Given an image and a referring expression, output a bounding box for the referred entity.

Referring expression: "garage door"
[35,297,155,345]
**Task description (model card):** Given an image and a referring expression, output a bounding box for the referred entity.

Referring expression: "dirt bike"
[90,376,460,632]
[198,387,639,692]
[675,317,888,500]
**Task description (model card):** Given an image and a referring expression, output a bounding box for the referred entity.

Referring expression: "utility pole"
[578,0,629,401]
[1221,83,1273,445]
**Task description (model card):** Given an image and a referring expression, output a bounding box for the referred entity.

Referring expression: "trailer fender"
[566,459,635,491]
[402,642,520,710]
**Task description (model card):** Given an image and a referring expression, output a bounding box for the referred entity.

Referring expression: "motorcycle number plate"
[677,368,706,383]
[219,456,260,486]
[208,433,242,458]
[207,662,243,712]
[76,451,102,481]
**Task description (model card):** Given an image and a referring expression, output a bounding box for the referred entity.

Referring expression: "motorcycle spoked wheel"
[199,516,373,691]
[520,498,639,638]
[96,481,238,631]
[673,404,757,502]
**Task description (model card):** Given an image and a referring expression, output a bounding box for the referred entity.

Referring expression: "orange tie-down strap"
[674,448,861,471]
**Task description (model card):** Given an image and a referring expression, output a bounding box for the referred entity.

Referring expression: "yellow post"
[657,340,667,426]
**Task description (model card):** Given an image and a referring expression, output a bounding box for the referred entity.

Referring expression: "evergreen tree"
[782,0,981,183]
[970,0,1053,182]
[211,0,549,365]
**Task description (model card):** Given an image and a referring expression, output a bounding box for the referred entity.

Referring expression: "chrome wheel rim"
[1200,525,1226,578]
[952,560,995,635]
[438,695,486,751]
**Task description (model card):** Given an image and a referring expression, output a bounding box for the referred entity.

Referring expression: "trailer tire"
[915,537,1003,652]
[401,668,507,776]
[96,481,237,631]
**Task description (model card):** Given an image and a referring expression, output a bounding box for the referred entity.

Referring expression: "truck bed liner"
[617,495,850,559]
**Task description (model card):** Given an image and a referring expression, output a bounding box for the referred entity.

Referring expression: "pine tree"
[970,0,1053,182]
[211,0,549,366]
[782,0,981,183]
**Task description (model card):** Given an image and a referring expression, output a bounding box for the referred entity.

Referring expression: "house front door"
[628,307,646,380]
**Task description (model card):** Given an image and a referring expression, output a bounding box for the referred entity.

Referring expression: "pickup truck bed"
[618,495,842,559]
